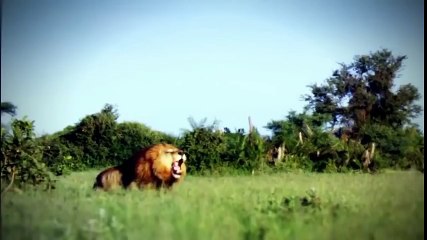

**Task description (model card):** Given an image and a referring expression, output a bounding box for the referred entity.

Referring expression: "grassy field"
[1,170,424,240]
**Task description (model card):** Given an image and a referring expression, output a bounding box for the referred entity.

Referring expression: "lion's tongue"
[172,161,182,174]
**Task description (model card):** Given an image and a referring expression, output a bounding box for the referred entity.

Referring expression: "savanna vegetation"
[1,49,424,240]
[1,170,423,240]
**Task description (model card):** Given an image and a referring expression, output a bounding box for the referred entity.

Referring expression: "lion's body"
[93,166,123,191]
[93,143,187,191]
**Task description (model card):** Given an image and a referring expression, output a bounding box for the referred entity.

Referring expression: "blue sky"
[1,0,424,137]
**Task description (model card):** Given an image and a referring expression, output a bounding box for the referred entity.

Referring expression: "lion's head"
[150,143,187,180]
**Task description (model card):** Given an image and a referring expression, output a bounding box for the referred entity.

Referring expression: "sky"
[1,0,424,137]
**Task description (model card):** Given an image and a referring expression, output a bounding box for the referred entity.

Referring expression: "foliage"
[235,128,267,171]
[263,49,424,173]
[221,128,267,171]
[359,123,424,171]
[266,111,330,153]
[1,101,17,117]
[266,111,350,172]
[109,121,177,166]
[39,104,177,175]
[2,49,424,177]
[59,104,119,168]
[304,48,422,136]
[1,118,55,191]
[38,135,85,176]
[1,101,18,131]
[179,117,227,174]
[179,117,270,174]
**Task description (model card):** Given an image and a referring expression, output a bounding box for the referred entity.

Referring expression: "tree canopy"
[304,49,422,139]
[1,102,17,117]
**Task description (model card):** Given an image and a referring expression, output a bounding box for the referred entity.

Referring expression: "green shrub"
[109,121,177,166]
[39,137,85,175]
[360,123,424,171]
[1,118,55,191]
[38,105,178,174]
[238,129,267,171]
[180,125,226,174]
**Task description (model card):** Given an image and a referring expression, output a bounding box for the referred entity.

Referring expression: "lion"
[93,143,187,191]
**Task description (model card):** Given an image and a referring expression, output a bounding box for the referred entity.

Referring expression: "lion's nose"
[178,150,184,156]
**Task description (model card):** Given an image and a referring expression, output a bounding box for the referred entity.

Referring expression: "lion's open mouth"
[172,159,184,179]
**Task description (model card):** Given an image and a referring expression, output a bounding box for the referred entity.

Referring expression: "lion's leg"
[126,181,139,190]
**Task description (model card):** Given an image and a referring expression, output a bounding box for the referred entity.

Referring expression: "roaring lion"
[93,143,187,191]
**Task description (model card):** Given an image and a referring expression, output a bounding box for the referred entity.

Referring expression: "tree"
[1,102,17,117]
[1,102,18,131]
[264,49,423,172]
[302,49,423,171]
[304,49,422,138]
[1,118,55,194]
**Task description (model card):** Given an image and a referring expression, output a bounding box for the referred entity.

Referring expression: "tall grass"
[1,170,424,240]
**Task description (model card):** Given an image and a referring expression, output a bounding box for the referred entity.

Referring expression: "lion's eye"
[164,149,185,156]
[165,149,175,154]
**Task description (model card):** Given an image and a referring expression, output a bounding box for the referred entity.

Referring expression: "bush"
[221,128,267,172]
[1,118,55,191]
[60,104,119,168]
[109,121,177,166]
[39,137,85,175]
[236,128,267,171]
[360,123,424,171]
[180,125,226,174]
[38,105,178,174]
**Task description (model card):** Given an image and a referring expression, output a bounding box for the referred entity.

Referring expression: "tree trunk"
[361,142,375,172]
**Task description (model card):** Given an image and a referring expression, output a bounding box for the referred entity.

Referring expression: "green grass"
[1,170,424,240]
